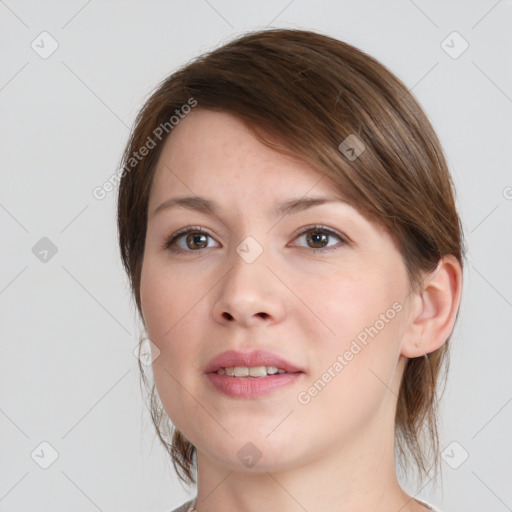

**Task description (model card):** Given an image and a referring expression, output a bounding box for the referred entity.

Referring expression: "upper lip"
[204,349,304,374]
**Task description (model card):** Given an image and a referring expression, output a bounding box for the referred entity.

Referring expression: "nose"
[211,241,287,328]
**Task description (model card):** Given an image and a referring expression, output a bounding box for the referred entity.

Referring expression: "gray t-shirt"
[169,498,195,512]
[169,497,443,511]
[417,497,443,511]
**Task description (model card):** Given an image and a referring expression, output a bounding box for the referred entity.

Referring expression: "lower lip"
[206,372,304,399]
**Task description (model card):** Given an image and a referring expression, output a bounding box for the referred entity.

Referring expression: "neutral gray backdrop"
[1,1,511,511]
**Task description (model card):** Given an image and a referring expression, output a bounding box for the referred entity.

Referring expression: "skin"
[140,109,462,512]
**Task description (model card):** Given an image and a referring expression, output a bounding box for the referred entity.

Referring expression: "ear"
[401,254,463,358]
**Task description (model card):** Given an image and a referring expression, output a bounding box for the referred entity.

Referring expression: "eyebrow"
[151,195,349,219]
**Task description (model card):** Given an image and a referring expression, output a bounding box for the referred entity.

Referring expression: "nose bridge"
[212,232,283,324]
[227,233,269,300]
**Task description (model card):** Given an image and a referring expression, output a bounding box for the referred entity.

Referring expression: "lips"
[203,349,304,374]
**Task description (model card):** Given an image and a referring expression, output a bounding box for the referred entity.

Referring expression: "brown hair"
[117,28,464,488]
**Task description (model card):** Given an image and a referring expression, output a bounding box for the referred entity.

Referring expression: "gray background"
[1,1,511,511]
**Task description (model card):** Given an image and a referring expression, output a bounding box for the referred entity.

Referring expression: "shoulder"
[167,497,196,512]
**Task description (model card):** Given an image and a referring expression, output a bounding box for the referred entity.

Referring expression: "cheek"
[140,255,209,404]
[296,298,404,442]
[140,259,192,389]
[140,255,197,343]
[302,265,397,341]
[303,268,405,394]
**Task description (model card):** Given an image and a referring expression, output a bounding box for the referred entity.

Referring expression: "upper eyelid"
[296,225,347,240]
[168,226,218,245]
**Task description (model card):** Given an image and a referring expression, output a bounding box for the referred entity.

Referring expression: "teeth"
[235,366,249,377]
[216,366,287,377]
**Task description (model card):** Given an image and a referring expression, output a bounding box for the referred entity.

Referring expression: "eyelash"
[162,225,348,255]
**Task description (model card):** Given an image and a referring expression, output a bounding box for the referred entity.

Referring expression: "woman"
[117,28,464,512]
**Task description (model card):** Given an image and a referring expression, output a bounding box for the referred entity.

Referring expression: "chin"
[210,451,298,474]
[197,435,303,474]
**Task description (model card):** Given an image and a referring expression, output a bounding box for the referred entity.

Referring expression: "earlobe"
[400,255,463,359]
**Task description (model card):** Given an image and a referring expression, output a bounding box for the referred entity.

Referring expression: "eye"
[291,225,347,252]
[163,226,219,254]
[163,224,348,255]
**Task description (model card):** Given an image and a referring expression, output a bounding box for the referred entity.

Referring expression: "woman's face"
[141,109,414,473]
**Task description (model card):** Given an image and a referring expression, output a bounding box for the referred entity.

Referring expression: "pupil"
[308,231,327,248]
[187,233,207,249]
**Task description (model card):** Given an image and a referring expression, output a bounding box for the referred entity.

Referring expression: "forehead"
[149,109,340,204]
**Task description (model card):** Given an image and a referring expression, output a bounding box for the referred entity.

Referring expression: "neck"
[191,405,427,512]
